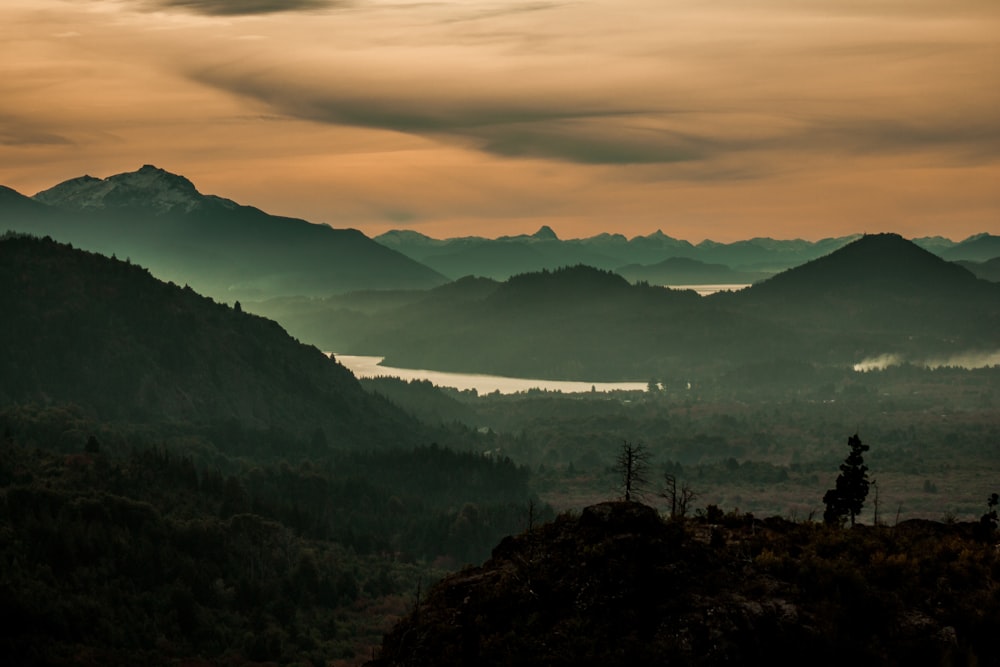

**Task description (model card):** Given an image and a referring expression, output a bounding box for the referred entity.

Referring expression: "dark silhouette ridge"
[743,233,982,299]
[370,501,1000,666]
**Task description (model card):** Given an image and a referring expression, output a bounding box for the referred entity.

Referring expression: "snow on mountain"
[33,165,237,214]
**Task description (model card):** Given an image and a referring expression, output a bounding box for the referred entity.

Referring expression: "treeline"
[0,411,546,665]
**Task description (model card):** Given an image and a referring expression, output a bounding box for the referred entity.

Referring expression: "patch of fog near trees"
[854,349,1000,372]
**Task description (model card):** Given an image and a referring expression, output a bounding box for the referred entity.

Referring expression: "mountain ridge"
[1,166,448,300]
[0,233,422,449]
[255,233,1000,381]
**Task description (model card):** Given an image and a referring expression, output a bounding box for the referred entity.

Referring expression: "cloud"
[145,0,339,16]
[188,63,695,165]
[0,115,72,147]
[190,54,1000,171]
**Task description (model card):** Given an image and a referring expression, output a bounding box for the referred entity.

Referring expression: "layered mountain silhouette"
[0,233,421,448]
[940,233,1000,263]
[256,234,1000,381]
[375,227,864,281]
[616,257,770,285]
[957,257,1000,282]
[0,166,447,300]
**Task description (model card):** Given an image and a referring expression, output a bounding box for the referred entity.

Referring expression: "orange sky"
[1,0,998,242]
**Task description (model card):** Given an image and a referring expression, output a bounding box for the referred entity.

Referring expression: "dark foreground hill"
[0,233,418,449]
[0,165,446,300]
[371,502,1000,667]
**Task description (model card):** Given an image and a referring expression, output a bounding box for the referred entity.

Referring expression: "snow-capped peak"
[33,165,233,214]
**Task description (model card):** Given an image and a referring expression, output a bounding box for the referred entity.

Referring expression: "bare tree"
[662,473,678,517]
[661,472,698,519]
[615,441,651,502]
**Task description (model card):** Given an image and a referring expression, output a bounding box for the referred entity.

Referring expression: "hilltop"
[1,166,447,300]
[371,501,1000,666]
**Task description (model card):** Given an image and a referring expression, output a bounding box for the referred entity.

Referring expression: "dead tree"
[616,441,651,502]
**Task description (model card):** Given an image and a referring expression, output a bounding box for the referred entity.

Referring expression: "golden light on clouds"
[1,0,998,241]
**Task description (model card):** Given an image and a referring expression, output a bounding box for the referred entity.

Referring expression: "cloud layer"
[147,0,336,15]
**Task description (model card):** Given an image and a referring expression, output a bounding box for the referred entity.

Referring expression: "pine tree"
[822,433,870,526]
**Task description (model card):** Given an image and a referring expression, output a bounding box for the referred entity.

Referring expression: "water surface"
[334,354,648,395]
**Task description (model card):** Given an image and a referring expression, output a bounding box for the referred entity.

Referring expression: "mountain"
[0,185,50,215]
[615,256,770,285]
[741,233,982,299]
[0,166,447,300]
[957,257,1000,282]
[376,227,621,280]
[256,234,1000,382]
[913,235,959,254]
[940,233,1000,262]
[371,501,999,666]
[375,228,861,280]
[0,233,422,448]
[726,233,1000,360]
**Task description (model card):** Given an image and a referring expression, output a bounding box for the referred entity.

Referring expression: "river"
[333,354,648,395]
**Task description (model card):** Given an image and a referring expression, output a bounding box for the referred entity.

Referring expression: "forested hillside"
[0,233,421,449]
[0,166,447,299]
[0,235,544,665]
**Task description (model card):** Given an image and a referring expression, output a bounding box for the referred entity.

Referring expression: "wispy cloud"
[0,115,72,147]
[144,0,340,16]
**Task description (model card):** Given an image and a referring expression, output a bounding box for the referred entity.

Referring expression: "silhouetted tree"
[661,473,697,519]
[615,441,650,502]
[981,493,999,531]
[823,433,870,526]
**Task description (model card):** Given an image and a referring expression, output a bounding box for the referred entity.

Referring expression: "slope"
[0,233,419,449]
[1,166,447,300]
[371,502,1000,666]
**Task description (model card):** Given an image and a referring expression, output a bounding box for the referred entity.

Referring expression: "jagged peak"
[532,225,559,241]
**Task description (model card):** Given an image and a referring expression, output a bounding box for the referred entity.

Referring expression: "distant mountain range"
[0,166,447,300]
[0,233,423,449]
[3,167,994,301]
[376,227,1000,283]
[253,234,1000,382]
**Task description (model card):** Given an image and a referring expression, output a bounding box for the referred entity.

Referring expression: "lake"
[664,283,751,296]
[333,354,648,395]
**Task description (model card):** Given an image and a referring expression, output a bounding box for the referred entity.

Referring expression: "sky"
[1,0,998,242]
